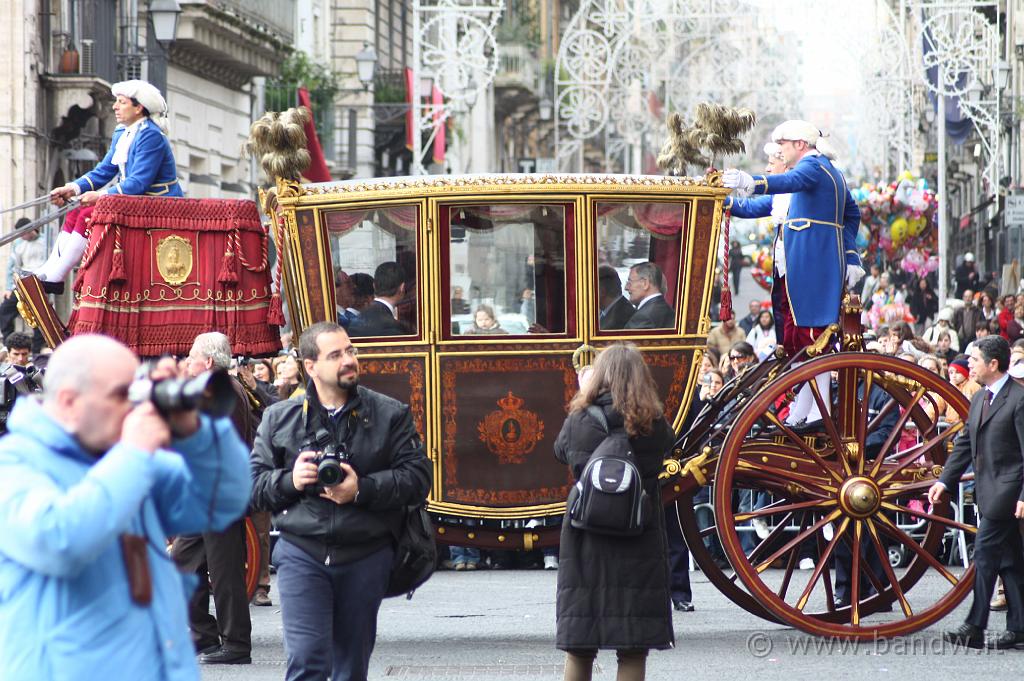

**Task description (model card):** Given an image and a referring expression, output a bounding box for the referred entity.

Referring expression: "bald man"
[0,335,250,681]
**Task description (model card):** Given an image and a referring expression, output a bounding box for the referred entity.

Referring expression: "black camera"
[128,368,237,417]
[313,442,350,487]
[0,363,44,435]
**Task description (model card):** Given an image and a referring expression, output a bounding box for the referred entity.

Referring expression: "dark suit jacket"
[347,301,410,337]
[624,295,675,329]
[940,377,1024,520]
[599,296,635,330]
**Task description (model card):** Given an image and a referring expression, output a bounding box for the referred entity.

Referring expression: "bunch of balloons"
[750,246,774,291]
[850,171,938,261]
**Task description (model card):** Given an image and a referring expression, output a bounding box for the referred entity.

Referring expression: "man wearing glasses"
[624,261,675,329]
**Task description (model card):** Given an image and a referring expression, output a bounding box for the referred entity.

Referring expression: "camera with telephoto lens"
[0,363,44,435]
[127,367,237,418]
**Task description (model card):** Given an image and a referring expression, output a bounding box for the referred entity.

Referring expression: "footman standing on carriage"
[41,79,182,287]
[723,120,864,429]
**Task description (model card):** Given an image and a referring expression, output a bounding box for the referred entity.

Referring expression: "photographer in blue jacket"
[0,334,251,681]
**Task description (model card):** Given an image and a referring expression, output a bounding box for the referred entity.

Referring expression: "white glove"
[722,169,754,197]
[846,264,866,290]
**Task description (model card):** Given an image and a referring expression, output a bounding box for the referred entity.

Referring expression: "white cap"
[1009,363,1024,380]
[763,142,783,159]
[111,80,167,118]
[771,120,838,161]
[964,252,975,262]
[771,120,822,145]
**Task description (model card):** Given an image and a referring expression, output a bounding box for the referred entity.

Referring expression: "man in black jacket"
[623,261,675,329]
[930,335,1024,649]
[250,321,430,681]
[348,262,411,338]
[596,265,634,330]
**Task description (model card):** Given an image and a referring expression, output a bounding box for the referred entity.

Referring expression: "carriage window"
[324,205,419,338]
[446,204,568,337]
[594,202,687,332]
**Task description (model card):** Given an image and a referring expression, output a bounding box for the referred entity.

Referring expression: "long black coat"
[554,394,674,651]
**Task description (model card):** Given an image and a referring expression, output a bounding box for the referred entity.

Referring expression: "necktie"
[981,389,992,422]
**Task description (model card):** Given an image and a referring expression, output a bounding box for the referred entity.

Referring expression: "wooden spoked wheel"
[672,358,789,623]
[712,353,977,638]
[244,517,260,601]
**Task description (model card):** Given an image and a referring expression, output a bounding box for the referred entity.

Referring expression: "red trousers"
[61,205,93,236]
[775,276,825,357]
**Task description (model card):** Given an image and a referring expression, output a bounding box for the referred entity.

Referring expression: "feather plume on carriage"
[657,103,756,176]
[242,107,313,183]
[657,103,756,322]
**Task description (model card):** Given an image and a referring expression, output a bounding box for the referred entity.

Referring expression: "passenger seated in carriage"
[348,261,411,338]
[43,79,182,287]
[597,265,635,330]
[624,262,675,329]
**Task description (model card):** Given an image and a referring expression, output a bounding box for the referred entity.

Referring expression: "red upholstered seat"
[68,195,282,357]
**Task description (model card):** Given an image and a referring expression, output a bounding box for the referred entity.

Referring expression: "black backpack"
[384,504,437,599]
[567,406,650,536]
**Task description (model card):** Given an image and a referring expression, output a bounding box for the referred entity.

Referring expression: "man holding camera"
[251,321,431,681]
[0,334,250,681]
[170,332,256,664]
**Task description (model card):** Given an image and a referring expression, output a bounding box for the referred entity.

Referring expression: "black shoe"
[790,418,824,434]
[943,623,985,649]
[673,600,695,612]
[194,640,220,656]
[988,630,1024,650]
[198,647,252,665]
[39,280,65,295]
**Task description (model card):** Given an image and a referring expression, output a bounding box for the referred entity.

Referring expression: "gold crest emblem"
[155,235,193,285]
[477,391,544,465]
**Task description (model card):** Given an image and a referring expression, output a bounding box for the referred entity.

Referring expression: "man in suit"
[738,300,761,335]
[929,335,1024,649]
[597,265,635,330]
[624,261,674,329]
[348,261,411,338]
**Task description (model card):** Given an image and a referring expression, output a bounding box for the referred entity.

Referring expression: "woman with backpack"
[554,342,673,681]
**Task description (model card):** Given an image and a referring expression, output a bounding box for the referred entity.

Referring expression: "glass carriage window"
[323,205,420,338]
[593,202,687,332]
[445,203,569,337]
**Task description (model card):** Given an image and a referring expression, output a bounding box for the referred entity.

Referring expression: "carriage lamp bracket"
[805,324,840,357]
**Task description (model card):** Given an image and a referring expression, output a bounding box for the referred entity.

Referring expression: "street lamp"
[539,97,553,121]
[997,59,1011,91]
[966,80,984,105]
[355,42,378,90]
[149,0,181,44]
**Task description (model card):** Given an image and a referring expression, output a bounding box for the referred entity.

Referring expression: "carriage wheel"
[670,357,789,623]
[675,490,780,623]
[713,353,976,638]
[244,517,261,601]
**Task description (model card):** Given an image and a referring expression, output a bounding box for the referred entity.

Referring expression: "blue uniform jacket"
[727,155,861,327]
[75,119,183,197]
[0,398,250,681]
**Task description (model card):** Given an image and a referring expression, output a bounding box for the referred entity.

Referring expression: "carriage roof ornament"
[656,102,756,181]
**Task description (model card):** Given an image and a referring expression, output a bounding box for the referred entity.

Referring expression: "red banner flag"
[405,67,416,151]
[297,87,331,183]
[432,84,446,166]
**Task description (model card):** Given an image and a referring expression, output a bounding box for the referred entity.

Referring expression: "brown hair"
[568,342,664,437]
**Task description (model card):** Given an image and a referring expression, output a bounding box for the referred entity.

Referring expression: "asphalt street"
[200,267,1007,681]
[198,566,1023,681]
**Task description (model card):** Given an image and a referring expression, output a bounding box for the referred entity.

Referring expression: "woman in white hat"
[40,80,183,287]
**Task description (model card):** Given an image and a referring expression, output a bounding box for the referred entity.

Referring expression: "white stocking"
[803,372,832,423]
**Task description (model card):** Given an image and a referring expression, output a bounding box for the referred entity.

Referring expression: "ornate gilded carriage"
[17,170,977,640]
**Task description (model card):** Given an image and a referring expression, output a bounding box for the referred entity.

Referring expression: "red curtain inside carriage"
[68,195,282,357]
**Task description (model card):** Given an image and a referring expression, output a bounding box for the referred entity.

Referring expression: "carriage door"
[583,198,703,432]
[430,198,584,525]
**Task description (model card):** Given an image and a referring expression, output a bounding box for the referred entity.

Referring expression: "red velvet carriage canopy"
[68,195,282,357]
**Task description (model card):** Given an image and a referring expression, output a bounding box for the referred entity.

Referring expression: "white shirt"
[374,297,398,319]
[771,194,791,277]
[111,119,145,180]
[636,293,663,310]
[985,372,1010,402]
